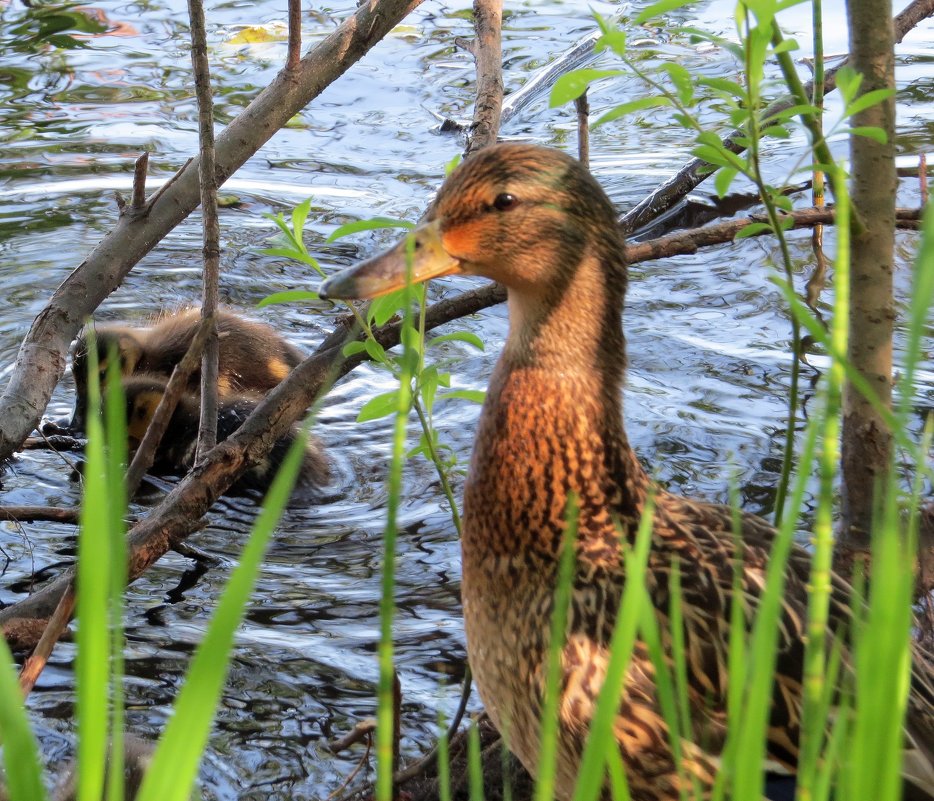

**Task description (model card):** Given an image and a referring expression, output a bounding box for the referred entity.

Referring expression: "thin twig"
[18,583,76,695]
[575,90,589,169]
[464,0,503,156]
[188,0,221,458]
[145,157,193,210]
[287,0,302,71]
[330,719,378,753]
[132,153,149,210]
[22,435,82,451]
[394,665,474,784]
[0,506,80,524]
[327,730,373,801]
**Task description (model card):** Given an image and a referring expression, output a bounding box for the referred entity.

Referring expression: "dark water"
[0,0,932,797]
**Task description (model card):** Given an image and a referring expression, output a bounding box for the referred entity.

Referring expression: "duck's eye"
[492,193,518,212]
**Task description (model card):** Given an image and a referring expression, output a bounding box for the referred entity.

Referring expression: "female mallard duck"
[118,374,328,494]
[63,308,305,434]
[319,144,934,800]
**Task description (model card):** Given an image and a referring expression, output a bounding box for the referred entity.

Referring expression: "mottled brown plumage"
[117,374,328,494]
[67,309,305,433]
[320,143,934,800]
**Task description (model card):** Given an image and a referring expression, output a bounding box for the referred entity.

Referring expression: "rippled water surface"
[0,0,932,797]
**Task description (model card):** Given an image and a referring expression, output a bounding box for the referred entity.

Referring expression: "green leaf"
[771,37,799,55]
[660,63,693,105]
[834,65,861,104]
[591,13,627,57]
[445,153,463,177]
[762,124,791,139]
[549,69,625,108]
[438,389,487,404]
[428,331,485,350]
[714,166,738,198]
[691,144,733,168]
[672,112,694,129]
[845,126,889,144]
[327,217,414,242]
[762,103,822,124]
[735,221,772,239]
[365,338,387,362]
[358,390,401,423]
[257,289,320,307]
[594,96,670,127]
[845,88,895,118]
[368,289,408,327]
[594,29,627,57]
[635,0,697,24]
[697,76,746,100]
[342,340,367,357]
[291,198,314,243]
[420,365,440,414]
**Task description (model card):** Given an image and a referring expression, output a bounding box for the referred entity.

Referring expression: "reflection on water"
[0,0,932,797]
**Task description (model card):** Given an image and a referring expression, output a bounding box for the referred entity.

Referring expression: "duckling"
[62,308,305,434]
[118,374,328,494]
[319,144,934,800]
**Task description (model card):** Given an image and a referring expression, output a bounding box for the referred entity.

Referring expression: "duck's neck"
[466,248,650,557]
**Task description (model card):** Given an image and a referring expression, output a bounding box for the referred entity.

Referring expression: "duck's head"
[118,375,172,450]
[65,327,146,434]
[318,143,625,303]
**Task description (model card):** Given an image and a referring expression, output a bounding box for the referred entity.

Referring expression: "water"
[0,0,932,797]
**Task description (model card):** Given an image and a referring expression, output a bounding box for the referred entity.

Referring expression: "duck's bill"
[319,220,461,300]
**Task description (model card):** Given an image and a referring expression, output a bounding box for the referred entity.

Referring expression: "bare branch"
[187,0,221,457]
[575,91,589,169]
[288,0,302,71]
[131,153,149,210]
[464,0,503,156]
[18,585,75,695]
[0,506,80,524]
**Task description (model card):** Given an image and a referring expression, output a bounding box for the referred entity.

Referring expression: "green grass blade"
[103,355,128,801]
[534,496,579,801]
[437,713,452,801]
[76,336,111,801]
[0,636,47,801]
[721,407,821,800]
[135,426,311,801]
[467,722,484,801]
[376,234,418,801]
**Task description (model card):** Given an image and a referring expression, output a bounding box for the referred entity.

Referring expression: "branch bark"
[464,0,503,156]
[839,0,898,547]
[0,0,423,464]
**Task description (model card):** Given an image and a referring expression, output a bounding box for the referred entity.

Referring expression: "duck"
[117,374,329,494]
[58,308,306,434]
[318,143,934,800]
